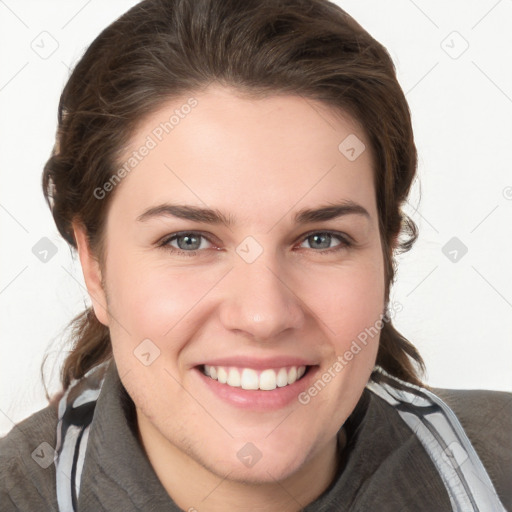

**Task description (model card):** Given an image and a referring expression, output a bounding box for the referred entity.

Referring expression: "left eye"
[299,232,347,251]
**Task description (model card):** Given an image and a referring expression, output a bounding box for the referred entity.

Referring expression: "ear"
[72,221,110,327]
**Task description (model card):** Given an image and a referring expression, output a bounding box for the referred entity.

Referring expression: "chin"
[210,455,305,485]
[194,437,312,484]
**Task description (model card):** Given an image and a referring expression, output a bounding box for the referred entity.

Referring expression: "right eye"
[158,231,215,256]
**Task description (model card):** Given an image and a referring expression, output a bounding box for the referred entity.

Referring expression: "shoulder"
[0,404,59,511]
[432,387,512,510]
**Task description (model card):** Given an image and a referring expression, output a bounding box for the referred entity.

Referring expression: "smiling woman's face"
[76,85,385,487]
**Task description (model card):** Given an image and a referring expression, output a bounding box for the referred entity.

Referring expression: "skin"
[74,85,386,511]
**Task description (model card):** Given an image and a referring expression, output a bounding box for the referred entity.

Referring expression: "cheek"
[106,254,210,337]
[105,242,385,364]
[305,258,385,345]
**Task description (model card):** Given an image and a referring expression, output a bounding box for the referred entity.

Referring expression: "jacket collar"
[77,360,179,511]
[75,361,451,511]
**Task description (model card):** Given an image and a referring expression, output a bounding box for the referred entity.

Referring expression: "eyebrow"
[136,200,370,226]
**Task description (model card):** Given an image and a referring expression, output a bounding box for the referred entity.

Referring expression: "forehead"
[110,86,376,225]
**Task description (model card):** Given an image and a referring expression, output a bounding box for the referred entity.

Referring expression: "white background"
[1,0,511,436]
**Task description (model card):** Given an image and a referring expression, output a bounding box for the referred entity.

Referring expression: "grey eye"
[168,233,207,251]
[302,233,341,250]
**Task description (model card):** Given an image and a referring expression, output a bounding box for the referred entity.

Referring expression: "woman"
[1,0,510,510]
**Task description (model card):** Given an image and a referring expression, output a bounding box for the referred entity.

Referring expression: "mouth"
[199,364,311,391]
[193,356,319,410]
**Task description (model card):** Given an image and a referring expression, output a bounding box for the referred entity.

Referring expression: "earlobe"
[72,221,110,327]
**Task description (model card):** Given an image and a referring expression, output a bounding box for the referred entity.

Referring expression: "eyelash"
[157,230,353,257]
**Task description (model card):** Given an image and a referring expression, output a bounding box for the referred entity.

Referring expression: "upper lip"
[195,356,317,370]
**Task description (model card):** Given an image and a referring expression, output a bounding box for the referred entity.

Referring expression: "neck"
[137,414,346,512]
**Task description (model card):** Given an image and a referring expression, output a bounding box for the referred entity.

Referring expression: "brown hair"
[42,0,425,391]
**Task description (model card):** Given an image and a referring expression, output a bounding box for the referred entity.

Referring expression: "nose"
[218,252,305,342]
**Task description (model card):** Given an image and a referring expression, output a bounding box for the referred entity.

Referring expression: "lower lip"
[194,366,319,411]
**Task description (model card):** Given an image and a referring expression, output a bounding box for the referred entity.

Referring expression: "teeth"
[202,365,307,391]
[259,369,277,390]
[288,366,297,385]
[217,367,228,384]
[227,368,241,387]
[241,368,259,390]
[276,368,288,387]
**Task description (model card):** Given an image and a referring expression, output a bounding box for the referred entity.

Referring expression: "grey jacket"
[1,361,511,511]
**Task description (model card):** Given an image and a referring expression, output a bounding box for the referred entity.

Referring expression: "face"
[78,85,385,485]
